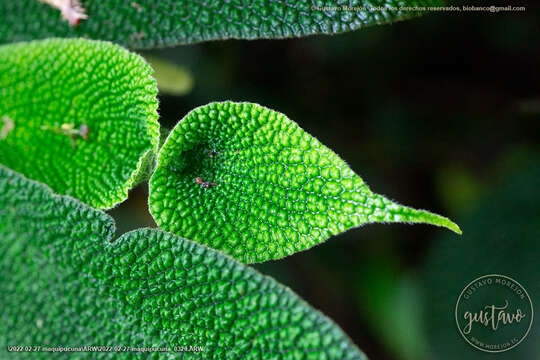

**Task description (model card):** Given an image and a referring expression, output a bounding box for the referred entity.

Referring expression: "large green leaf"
[149,102,460,263]
[0,0,444,48]
[0,38,160,209]
[0,166,366,360]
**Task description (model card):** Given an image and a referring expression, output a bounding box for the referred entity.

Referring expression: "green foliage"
[0,38,160,209]
[421,164,540,360]
[357,261,428,360]
[0,166,366,360]
[435,165,482,215]
[149,102,460,263]
[0,0,444,48]
[145,56,194,96]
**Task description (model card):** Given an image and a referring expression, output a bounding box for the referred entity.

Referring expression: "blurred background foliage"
[109,2,539,359]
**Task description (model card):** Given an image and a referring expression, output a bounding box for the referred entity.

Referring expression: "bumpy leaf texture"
[0,0,444,48]
[0,38,160,209]
[149,102,461,263]
[0,166,366,360]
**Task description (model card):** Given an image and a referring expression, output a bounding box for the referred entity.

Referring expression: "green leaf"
[0,166,366,360]
[149,102,460,263]
[0,38,160,209]
[0,0,444,48]
[145,56,194,96]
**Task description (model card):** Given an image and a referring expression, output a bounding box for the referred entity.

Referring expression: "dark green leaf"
[0,0,444,48]
[0,166,366,359]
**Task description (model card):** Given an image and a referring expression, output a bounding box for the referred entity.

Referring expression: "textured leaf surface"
[0,38,159,209]
[149,102,460,263]
[0,166,365,360]
[0,0,444,48]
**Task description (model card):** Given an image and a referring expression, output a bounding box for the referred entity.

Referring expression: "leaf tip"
[440,217,462,235]
[383,199,462,235]
[418,209,462,235]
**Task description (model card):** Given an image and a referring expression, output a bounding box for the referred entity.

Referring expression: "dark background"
[110,3,540,359]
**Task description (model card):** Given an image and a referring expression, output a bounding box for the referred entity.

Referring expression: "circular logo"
[455,274,533,353]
